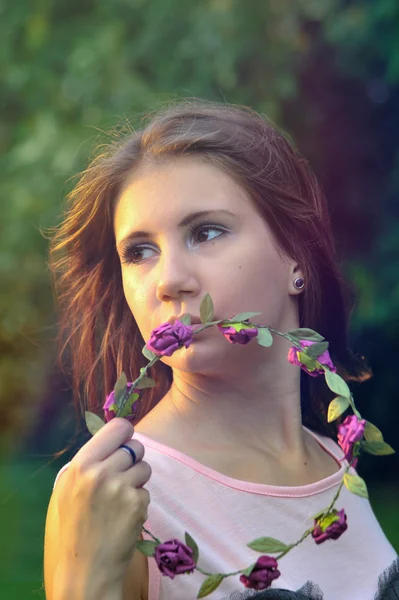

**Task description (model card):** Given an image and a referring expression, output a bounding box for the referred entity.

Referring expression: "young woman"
[44,100,397,600]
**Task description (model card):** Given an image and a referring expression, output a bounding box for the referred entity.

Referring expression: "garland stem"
[116,355,159,417]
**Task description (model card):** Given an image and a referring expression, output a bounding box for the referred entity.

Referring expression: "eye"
[120,243,157,265]
[189,223,227,245]
[119,223,227,266]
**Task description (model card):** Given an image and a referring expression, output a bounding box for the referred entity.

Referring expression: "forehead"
[113,156,253,229]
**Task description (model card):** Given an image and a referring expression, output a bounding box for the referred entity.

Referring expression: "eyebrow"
[117,209,236,249]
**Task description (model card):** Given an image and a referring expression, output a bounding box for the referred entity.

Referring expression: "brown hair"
[48,99,370,437]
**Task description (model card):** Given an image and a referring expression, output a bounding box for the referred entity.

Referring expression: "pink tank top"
[54,427,397,600]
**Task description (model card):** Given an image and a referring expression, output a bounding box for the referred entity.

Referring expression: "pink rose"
[337,414,366,467]
[287,339,336,377]
[154,538,196,579]
[218,322,258,345]
[103,382,139,423]
[239,556,281,591]
[312,509,348,544]
[146,320,194,357]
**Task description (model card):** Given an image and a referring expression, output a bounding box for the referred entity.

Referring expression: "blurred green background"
[1,0,398,598]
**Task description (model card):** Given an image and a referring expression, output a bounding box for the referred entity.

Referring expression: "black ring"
[119,444,137,466]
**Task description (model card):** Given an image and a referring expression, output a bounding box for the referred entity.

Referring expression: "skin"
[113,156,338,485]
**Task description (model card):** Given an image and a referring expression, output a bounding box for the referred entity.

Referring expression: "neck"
[159,338,307,460]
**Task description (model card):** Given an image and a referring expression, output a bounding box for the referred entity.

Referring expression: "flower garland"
[85,294,395,598]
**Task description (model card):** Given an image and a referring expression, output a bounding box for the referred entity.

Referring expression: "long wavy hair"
[48,99,370,437]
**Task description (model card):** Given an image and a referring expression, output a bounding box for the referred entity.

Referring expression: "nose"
[156,248,201,302]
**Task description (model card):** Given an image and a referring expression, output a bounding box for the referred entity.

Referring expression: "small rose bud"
[154,538,196,579]
[338,415,366,467]
[239,556,281,591]
[103,383,139,423]
[287,339,336,377]
[312,509,348,545]
[146,321,194,357]
[218,321,258,345]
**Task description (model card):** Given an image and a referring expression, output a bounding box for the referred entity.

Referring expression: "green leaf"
[135,376,156,389]
[319,512,340,528]
[142,346,157,361]
[247,536,289,553]
[364,421,384,442]
[230,311,262,322]
[118,392,140,418]
[343,473,368,498]
[256,328,273,347]
[197,574,224,598]
[327,396,350,422]
[324,370,350,399]
[287,328,324,342]
[362,441,395,456]
[179,314,192,325]
[219,322,252,332]
[286,334,302,345]
[297,352,318,370]
[113,371,127,406]
[312,509,327,521]
[348,395,362,419]
[241,563,256,577]
[135,540,157,557]
[85,411,106,435]
[200,293,214,324]
[185,531,199,565]
[306,341,329,358]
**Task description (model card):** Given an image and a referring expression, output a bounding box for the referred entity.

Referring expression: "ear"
[288,263,305,295]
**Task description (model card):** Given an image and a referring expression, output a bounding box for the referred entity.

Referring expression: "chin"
[159,338,213,372]
[161,335,252,375]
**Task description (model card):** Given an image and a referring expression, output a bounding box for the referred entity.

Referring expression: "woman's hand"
[55,418,151,593]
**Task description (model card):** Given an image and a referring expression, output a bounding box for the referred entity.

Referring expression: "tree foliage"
[0,0,398,463]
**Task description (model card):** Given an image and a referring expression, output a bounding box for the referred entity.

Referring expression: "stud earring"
[294,277,305,290]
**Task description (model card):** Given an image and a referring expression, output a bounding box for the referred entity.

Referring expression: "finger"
[119,460,152,489]
[102,440,145,473]
[75,418,134,467]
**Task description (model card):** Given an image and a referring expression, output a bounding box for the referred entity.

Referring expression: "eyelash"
[120,222,228,265]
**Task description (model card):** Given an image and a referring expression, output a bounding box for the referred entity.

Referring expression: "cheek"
[215,239,288,312]
[224,235,286,287]
[121,271,155,337]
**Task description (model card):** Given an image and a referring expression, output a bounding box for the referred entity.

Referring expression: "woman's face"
[114,156,302,373]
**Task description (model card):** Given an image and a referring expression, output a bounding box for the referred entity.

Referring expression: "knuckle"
[141,509,149,523]
[136,489,150,522]
[141,488,151,506]
[136,496,150,522]
[83,464,107,487]
[122,488,143,516]
[141,461,152,478]
[70,457,85,477]
[105,477,124,499]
